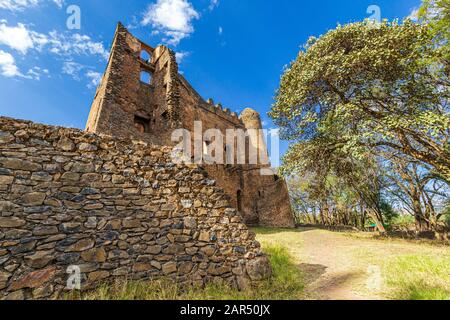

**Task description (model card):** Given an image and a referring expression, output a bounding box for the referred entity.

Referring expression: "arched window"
[140,50,151,63]
[134,115,150,133]
[140,71,152,84]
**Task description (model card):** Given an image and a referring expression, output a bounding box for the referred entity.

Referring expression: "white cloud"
[85,70,101,88]
[24,66,44,80]
[0,22,34,54]
[0,49,43,79]
[0,21,108,85]
[0,49,20,77]
[62,61,102,88]
[62,61,84,79]
[407,8,419,21]
[47,32,109,60]
[175,51,190,63]
[0,21,109,59]
[218,26,223,35]
[0,0,63,10]
[0,0,39,11]
[52,0,63,8]
[209,0,219,11]
[142,0,200,46]
[0,0,64,11]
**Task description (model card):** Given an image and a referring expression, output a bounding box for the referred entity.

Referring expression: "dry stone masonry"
[0,117,271,300]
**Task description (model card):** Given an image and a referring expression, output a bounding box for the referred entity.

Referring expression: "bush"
[390,215,416,231]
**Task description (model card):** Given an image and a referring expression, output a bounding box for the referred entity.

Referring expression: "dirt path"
[256,228,448,300]
[297,229,383,300]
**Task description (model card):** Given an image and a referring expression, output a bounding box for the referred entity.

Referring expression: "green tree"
[270,20,449,181]
[418,0,450,60]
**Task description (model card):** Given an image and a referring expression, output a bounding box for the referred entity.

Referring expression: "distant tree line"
[270,0,449,232]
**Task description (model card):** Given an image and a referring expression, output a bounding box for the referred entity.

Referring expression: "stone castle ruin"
[86,23,294,228]
[0,23,293,299]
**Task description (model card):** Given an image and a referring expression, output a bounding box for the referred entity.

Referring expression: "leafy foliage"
[270,20,449,180]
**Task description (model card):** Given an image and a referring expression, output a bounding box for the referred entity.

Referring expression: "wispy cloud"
[0,49,20,77]
[24,66,48,80]
[0,21,107,85]
[85,70,101,88]
[0,0,39,11]
[175,51,190,63]
[209,0,219,11]
[218,26,223,35]
[62,61,84,80]
[407,7,419,21]
[47,32,109,60]
[0,49,46,79]
[142,0,200,46]
[0,21,109,59]
[0,0,63,11]
[52,0,63,8]
[62,61,101,88]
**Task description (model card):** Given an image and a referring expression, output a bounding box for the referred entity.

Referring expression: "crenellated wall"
[0,117,271,300]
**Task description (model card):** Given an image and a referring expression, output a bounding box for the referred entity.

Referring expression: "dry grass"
[65,228,449,300]
[65,242,304,300]
[382,253,450,300]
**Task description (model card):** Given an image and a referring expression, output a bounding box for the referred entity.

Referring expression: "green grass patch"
[65,245,304,300]
[383,254,450,300]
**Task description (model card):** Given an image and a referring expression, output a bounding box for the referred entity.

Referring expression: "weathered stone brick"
[9,267,57,291]
[0,217,26,228]
[81,247,106,263]
[162,262,177,274]
[0,175,14,185]
[24,251,54,268]
[20,192,46,206]
[0,158,41,171]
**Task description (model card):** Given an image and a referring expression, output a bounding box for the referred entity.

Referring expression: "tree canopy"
[270,3,449,232]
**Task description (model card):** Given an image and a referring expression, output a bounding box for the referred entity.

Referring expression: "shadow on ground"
[298,263,327,285]
[302,270,367,300]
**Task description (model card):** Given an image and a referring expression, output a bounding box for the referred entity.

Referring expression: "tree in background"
[383,156,449,230]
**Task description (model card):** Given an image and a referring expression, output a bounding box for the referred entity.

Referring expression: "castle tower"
[239,108,270,170]
[86,23,181,145]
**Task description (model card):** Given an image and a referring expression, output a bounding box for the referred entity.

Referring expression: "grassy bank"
[66,241,304,300]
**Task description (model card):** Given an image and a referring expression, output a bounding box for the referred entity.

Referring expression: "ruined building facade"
[86,23,294,228]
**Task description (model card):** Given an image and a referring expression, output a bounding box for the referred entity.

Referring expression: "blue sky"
[0,0,420,157]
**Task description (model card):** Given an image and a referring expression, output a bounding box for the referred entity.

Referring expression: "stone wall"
[0,117,271,300]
